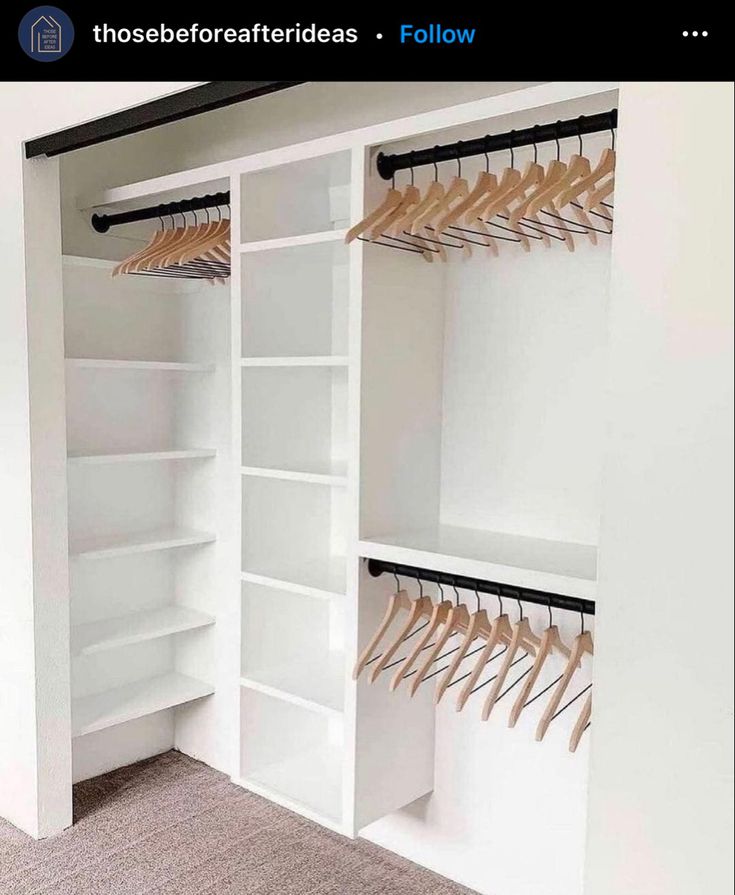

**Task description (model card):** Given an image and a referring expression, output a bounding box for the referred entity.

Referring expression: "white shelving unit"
[236,152,354,832]
[62,254,226,784]
[44,82,619,848]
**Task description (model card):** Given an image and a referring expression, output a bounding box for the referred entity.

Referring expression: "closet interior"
[56,82,616,841]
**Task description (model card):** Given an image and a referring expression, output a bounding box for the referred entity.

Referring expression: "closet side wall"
[585,81,734,895]
[1,82,195,839]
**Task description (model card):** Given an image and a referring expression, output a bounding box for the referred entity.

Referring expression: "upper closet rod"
[365,558,595,616]
[91,190,230,234]
[376,109,618,181]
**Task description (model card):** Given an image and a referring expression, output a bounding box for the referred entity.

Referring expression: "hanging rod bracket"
[375,109,617,181]
[90,190,231,234]
[366,558,595,616]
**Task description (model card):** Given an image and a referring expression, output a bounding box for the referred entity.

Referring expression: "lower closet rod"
[365,558,595,616]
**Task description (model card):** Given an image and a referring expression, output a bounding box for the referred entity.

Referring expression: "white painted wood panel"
[72,606,215,656]
[72,672,214,736]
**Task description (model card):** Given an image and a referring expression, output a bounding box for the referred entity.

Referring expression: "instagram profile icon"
[18,6,74,60]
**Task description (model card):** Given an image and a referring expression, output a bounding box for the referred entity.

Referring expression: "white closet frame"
[32,80,618,840]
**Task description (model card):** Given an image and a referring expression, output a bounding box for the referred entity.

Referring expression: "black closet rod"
[376,109,618,181]
[366,558,595,616]
[91,190,231,234]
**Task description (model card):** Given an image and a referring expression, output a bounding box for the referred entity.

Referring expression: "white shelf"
[68,448,216,465]
[241,463,347,487]
[72,672,214,737]
[70,527,216,560]
[240,571,343,602]
[240,653,344,716]
[235,745,343,827]
[66,358,215,372]
[240,356,349,368]
[359,524,597,600]
[240,228,348,254]
[241,556,346,600]
[72,606,215,656]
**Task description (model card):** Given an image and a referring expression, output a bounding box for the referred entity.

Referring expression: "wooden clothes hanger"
[345,179,403,244]
[407,585,471,697]
[368,579,434,683]
[115,214,191,276]
[165,208,230,267]
[434,144,497,236]
[455,594,537,713]
[480,602,540,721]
[536,617,594,741]
[434,587,492,704]
[584,175,614,211]
[389,584,455,691]
[555,128,616,211]
[508,603,572,728]
[569,691,592,752]
[353,580,412,680]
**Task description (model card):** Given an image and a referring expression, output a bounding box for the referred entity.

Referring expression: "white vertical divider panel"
[341,145,366,836]
[352,145,440,832]
[584,82,734,895]
[23,155,73,837]
[228,174,244,778]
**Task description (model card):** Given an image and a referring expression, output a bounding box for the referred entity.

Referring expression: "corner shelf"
[65,358,215,372]
[70,527,217,560]
[359,524,597,601]
[72,672,214,737]
[72,606,215,656]
[68,449,216,465]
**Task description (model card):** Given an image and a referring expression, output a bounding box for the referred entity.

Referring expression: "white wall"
[584,82,734,895]
[0,81,198,838]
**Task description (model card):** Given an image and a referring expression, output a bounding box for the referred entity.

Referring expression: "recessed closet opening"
[45,81,625,895]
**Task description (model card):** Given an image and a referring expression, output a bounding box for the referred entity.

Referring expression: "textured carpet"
[0,750,476,895]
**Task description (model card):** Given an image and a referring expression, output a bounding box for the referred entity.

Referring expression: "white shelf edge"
[65,358,215,372]
[72,672,214,737]
[358,537,597,601]
[70,529,217,560]
[239,229,348,253]
[240,356,349,368]
[68,449,217,465]
[239,676,343,718]
[72,606,215,656]
[240,466,347,487]
[240,571,344,601]
[231,777,344,833]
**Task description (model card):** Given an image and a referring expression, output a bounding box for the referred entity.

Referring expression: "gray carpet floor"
[0,750,476,895]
